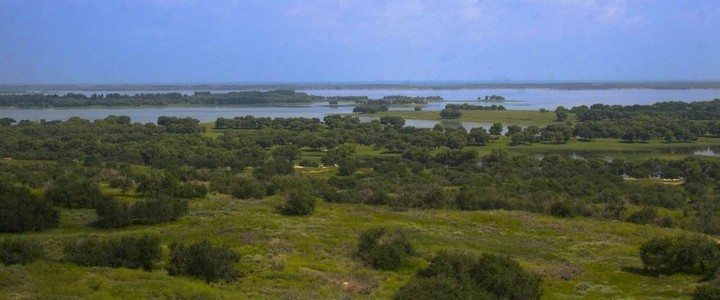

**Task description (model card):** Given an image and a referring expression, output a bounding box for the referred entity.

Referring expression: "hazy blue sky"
[1,0,718,84]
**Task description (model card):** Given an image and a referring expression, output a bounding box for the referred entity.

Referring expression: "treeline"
[479,95,506,102]
[445,103,506,110]
[571,99,720,121]
[0,90,323,107]
[352,104,389,114]
[565,99,720,142]
[1,234,241,283]
[354,95,442,105]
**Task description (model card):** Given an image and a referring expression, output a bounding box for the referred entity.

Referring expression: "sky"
[0,0,718,84]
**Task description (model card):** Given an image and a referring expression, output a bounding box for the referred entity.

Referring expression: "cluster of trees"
[0,238,44,265]
[394,251,542,300]
[354,95,442,105]
[445,103,506,110]
[352,104,389,114]
[357,227,415,270]
[64,235,161,271]
[0,175,59,233]
[94,197,188,228]
[566,99,720,143]
[354,227,541,299]
[327,96,369,104]
[639,234,720,299]
[62,235,241,283]
[168,240,241,283]
[0,90,323,107]
[439,108,463,119]
[479,95,506,102]
[503,124,574,145]
[572,99,720,121]
[215,116,322,130]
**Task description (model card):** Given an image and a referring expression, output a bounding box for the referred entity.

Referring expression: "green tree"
[45,175,104,208]
[640,234,720,276]
[0,178,59,233]
[271,144,301,162]
[0,238,44,265]
[395,251,542,300]
[490,123,503,135]
[357,227,415,270]
[555,106,569,122]
[284,185,316,215]
[168,240,240,283]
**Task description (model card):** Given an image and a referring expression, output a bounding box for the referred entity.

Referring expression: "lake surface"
[0,88,718,126]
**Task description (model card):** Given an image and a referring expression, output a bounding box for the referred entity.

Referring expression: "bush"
[0,238,44,265]
[549,201,575,218]
[0,180,59,233]
[94,197,188,228]
[298,159,320,167]
[283,186,316,215]
[627,207,658,225]
[456,186,510,211]
[357,227,415,270]
[395,251,542,300]
[168,240,240,283]
[45,175,104,208]
[694,283,720,300]
[231,176,266,199]
[640,234,720,276]
[63,235,161,271]
[176,181,208,198]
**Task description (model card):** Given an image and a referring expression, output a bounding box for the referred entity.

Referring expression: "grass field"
[0,192,703,299]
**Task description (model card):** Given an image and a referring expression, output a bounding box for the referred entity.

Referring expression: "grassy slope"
[0,193,702,299]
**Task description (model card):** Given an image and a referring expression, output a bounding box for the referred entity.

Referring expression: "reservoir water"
[0,88,718,126]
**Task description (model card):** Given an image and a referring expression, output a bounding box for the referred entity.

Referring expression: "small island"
[479,95,507,102]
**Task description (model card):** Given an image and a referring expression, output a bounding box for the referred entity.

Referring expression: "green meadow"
[0,189,703,299]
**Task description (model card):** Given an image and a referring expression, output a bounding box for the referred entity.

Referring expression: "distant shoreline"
[2,81,720,93]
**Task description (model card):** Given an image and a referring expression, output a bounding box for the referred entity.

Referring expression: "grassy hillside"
[0,193,702,299]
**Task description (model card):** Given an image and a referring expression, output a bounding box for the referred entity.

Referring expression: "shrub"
[0,238,44,265]
[627,207,658,225]
[45,175,104,208]
[231,176,266,199]
[176,181,208,198]
[395,251,542,300]
[283,186,316,215]
[63,235,161,271]
[694,284,720,300]
[94,197,188,228]
[358,227,415,270]
[640,234,720,276]
[549,201,575,218]
[168,240,240,283]
[298,159,320,167]
[456,186,510,211]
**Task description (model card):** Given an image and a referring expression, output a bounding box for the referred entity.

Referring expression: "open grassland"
[0,193,703,299]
